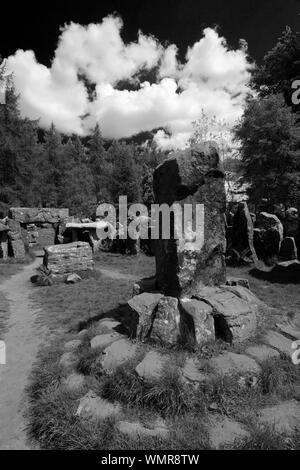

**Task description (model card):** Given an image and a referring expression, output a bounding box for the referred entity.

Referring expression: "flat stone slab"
[90,332,122,350]
[245,345,280,363]
[76,390,121,421]
[210,352,261,376]
[116,419,169,439]
[258,400,300,434]
[180,357,209,386]
[64,339,82,352]
[207,416,250,449]
[275,323,300,341]
[135,351,167,382]
[96,319,121,333]
[101,339,138,374]
[62,373,85,392]
[59,352,78,371]
[263,330,293,356]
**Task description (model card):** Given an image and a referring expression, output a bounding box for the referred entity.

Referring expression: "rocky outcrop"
[9,207,69,224]
[153,142,226,297]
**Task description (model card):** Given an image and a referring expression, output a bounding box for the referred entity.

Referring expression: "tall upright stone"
[153,142,226,297]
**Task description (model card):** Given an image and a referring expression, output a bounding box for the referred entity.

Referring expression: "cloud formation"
[5,15,253,147]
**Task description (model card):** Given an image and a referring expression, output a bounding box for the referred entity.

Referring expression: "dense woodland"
[0,26,300,218]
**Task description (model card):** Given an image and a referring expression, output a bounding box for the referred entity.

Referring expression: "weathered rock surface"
[9,207,69,224]
[279,237,297,261]
[59,352,78,371]
[90,332,122,350]
[135,351,167,381]
[276,322,300,340]
[64,339,82,352]
[180,298,215,346]
[128,293,163,341]
[153,142,226,297]
[62,373,85,393]
[150,297,181,346]
[76,390,120,421]
[66,273,82,284]
[230,202,259,264]
[210,352,261,376]
[44,242,94,275]
[245,345,280,363]
[207,416,250,449]
[101,339,138,374]
[95,319,121,334]
[263,330,293,356]
[180,357,209,386]
[116,419,169,439]
[194,286,258,343]
[255,212,284,261]
[258,400,300,433]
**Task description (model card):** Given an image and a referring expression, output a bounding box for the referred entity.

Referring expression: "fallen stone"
[62,373,85,392]
[128,293,163,341]
[180,298,215,346]
[258,400,300,434]
[76,390,121,421]
[135,351,167,381]
[263,330,293,356]
[116,419,169,439]
[180,357,209,386]
[150,297,180,346]
[90,332,122,350]
[101,339,138,374]
[207,416,250,449]
[66,273,82,284]
[276,323,300,341]
[44,242,94,275]
[210,352,261,376]
[59,352,78,371]
[226,277,250,290]
[245,345,280,363]
[97,319,121,332]
[64,339,82,352]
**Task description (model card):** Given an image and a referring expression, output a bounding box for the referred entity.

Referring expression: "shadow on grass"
[250,263,300,284]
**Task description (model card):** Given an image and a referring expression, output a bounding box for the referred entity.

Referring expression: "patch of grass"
[260,355,300,399]
[236,424,300,450]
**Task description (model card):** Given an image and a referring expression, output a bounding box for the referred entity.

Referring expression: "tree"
[252,26,300,111]
[235,94,300,208]
[87,124,110,203]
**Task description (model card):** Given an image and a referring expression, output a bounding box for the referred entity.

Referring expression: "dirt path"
[0,259,45,450]
[97,266,137,281]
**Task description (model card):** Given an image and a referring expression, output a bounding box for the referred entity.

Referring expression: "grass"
[26,253,300,450]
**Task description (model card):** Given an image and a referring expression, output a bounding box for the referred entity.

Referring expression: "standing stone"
[231,202,259,264]
[150,296,181,346]
[255,212,283,260]
[180,298,215,346]
[279,237,297,261]
[153,142,226,297]
[0,224,9,259]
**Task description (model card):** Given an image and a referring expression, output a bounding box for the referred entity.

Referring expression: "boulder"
[258,400,300,434]
[66,273,82,284]
[128,293,163,341]
[135,351,167,381]
[279,237,297,261]
[245,345,280,363]
[180,298,215,346]
[44,242,94,275]
[76,390,120,421]
[263,330,293,356]
[153,142,226,297]
[62,373,85,393]
[101,339,138,374]
[150,296,180,346]
[194,286,258,343]
[116,419,169,439]
[180,357,209,386]
[64,339,82,352]
[210,352,261,377]
[255,212,284,261]
[90,332,122,350]
[207,416,250,449]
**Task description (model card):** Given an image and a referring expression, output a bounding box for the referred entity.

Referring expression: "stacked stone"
[44,242,94,276]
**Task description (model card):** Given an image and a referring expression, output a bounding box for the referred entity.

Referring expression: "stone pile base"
[129,278,261,347]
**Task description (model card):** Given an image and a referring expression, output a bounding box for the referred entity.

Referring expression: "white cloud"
[5,15,253,147]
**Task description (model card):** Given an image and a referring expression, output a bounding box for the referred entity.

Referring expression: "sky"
[1,0,299,148]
